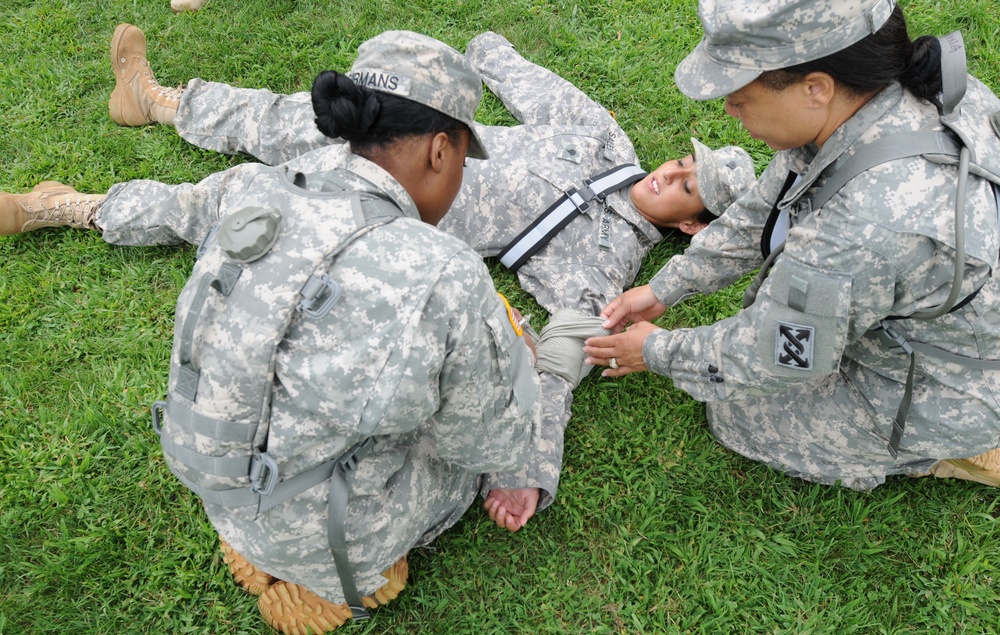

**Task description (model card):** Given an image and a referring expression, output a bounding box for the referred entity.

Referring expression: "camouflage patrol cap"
[349,30,489,159]
[691,139,756,215]
[675,0,897,100]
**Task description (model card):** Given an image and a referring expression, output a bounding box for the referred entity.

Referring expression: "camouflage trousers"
[96,78,337,247]
[704,360,1000,490]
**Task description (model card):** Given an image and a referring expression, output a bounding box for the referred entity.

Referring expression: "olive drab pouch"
[151,165,402,619]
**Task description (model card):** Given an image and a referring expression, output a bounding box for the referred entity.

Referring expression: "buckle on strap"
[873,320,916,458]
[151,400,166,436]
[336,437,377,475]
[249,453,279,496]
[566,188,590,213]
[298,273,342,319]
[328,436,378,621]
[874,321,914,356]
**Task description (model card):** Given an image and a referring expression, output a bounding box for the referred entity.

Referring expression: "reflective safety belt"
[498,164,647,272]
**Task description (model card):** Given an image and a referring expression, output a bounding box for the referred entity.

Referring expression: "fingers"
[486,501,518,531]
[600,365,634,378]
[484,495,514,530]
[517,496,537,529]
[483,490,537,532]
[583,324,656,376]
[582,333,621,369]
[599,299,631,333]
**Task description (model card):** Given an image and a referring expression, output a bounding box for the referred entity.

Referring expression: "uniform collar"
[341,152,422,221]
[779,82,905,209]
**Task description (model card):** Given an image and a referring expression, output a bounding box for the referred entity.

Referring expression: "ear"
[678,220,708,236]
[802,72,836,107]
[427,131,452,174]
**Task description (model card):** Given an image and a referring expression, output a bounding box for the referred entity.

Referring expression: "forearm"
[480,371,571,510]
[465,32,615,130]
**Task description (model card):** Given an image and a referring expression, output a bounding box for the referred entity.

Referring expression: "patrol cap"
[675,0,897,100]
[349,30,489,159]
[691,138,756,215]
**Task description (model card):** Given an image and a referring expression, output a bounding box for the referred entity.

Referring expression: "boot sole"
[108,23,149,126]
[940,458,1000,487]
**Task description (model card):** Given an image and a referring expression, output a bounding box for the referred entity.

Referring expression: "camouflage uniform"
[643,78,1000,490]
[181,144,540,603]
[162,32,664,315]
[145,30,542,605]
[97,32,686,507]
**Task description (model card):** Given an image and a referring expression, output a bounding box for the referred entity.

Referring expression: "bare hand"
[483,487,539,532]
[600,285,667,333]
[583,321,659,377]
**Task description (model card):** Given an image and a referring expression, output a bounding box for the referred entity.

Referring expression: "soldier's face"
[723,79,824,151]
[421,129,471,226]
[629,155,706,232]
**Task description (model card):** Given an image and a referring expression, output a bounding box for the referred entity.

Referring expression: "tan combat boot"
[171,0,208,11]
[0,182,104,236]
[108,23,182,126]
[219,537,276,596]
[257,556,408,635]
[929,448,1000,487]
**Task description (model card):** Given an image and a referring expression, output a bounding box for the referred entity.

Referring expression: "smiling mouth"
[650,178,660,195]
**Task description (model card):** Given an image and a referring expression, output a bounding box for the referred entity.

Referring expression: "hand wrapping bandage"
[532,309,610,387]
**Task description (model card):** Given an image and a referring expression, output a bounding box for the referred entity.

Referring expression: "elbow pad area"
[754,261,853,379]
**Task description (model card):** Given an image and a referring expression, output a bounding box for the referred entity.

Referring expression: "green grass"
[2,0,1000,633]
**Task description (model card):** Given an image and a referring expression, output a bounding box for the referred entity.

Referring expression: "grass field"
[1,0,999,633]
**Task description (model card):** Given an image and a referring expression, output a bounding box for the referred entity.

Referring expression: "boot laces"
[146,79,184,102]
[30,195,101,228]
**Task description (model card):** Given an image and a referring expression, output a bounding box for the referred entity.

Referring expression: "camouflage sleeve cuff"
[465,31,514,62]
[641,327,676,377]
[649,266,698,308]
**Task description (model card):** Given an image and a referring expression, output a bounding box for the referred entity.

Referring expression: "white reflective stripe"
[498,164,647,270]
[499,196,580,268]
[589,164,647,192]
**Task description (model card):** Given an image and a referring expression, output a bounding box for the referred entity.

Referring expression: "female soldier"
[585,0,1000,490]
[152,31,541,634]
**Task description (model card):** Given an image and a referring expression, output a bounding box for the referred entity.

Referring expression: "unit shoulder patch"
[774,321,815,370]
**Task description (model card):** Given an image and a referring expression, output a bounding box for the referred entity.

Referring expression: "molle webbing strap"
[873,320,1000,458]
[326,437,377,619]
[155,168,405,619]
[498,164,646,272]
[939,32,967,118]
[808,130,960,212]
[176,261,243,401]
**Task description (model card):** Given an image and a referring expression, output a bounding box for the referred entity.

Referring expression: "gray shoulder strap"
[809,130,961,211]
[938,31,967,118]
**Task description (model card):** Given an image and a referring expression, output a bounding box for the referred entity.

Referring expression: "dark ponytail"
[758,5,944,108]
[311,70,382,143]
[311,70,470,156]
[901,35,944,108]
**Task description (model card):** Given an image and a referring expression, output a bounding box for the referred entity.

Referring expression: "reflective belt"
[498,164,646,272]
